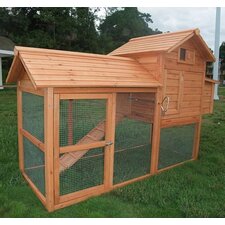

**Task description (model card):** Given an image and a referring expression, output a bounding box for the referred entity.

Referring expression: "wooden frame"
[11,29,217,211]
[53,92,114,206]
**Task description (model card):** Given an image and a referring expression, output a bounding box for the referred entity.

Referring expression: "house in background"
[0,36,14,89]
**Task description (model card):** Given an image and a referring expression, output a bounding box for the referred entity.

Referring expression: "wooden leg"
[44,88,55,212]
[150,88,162,174]
[192,117,202,160]
[17,85,24,173]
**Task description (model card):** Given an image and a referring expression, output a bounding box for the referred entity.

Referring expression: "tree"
[98,7,161,53]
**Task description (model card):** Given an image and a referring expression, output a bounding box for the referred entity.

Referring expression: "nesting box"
[6,28,217,211]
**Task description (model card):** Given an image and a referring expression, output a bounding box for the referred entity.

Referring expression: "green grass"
[0,88,225,217]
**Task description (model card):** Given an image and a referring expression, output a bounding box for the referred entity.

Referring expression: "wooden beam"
[60,141,106,154]
[54,94,60,204]
[104,93,116,189]
[17,85,24,173]
[192,118,202,160]
[60,93,111,100]
[21,129,44,152]
[22,172,46,207]
[44,88,54,212]
[54,87,158,94]
[150,88,162,174]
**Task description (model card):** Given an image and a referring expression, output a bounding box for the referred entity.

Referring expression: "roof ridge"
[129,28,198,42]
[15,46,135,62]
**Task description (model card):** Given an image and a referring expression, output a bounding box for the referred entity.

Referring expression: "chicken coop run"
[6,28,218,211]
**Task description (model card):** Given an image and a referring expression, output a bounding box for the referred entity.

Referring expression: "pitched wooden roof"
[109,28,215,61]
[6,46,161,89]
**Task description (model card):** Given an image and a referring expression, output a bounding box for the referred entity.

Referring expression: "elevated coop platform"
[6,28,217,211]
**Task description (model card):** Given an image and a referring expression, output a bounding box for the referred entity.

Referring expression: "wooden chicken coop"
[6,28,218,212]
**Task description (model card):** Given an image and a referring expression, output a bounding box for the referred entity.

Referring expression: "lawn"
[0,87,225,217]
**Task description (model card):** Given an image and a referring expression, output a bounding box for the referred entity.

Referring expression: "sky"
[139,7,225,50]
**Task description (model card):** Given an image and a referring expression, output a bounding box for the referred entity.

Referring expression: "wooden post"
[17,83,24,172]
[192,117,202,160]
[54,94,60,204]
[104,93,116,190]
[150,88,162,174]
[44,88,54,212]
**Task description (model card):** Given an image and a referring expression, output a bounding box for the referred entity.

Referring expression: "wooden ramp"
[59,113,125,173]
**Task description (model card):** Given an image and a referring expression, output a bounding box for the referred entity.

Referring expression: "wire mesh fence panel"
[23,137,45,196]
[158,124,196,170]
[22,92,44,142]
[60,147,104,195]
[59,99,106,147]
[113,93,153,185]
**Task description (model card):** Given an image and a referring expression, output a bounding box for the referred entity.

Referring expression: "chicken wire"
[113,92,153,185]
[158,124,196,169]
[59,99,106,147]
[60,147,104,195]
[22,92,44,142]
[23,137,45,196]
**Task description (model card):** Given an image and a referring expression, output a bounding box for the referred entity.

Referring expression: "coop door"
[113,93,154,185]
[54,94,112,204]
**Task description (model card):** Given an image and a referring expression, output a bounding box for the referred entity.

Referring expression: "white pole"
[0,57,3,90]
[213,7,221,100]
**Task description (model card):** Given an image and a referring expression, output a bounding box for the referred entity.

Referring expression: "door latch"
[106,141,113,146]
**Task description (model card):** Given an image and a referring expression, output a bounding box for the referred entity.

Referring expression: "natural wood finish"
[53,94,60,204]
[59,185,105,203]
[104,93,116,189]
[60,93,111,100]
[150,89,162,174]
[44,88,55,212]
[17,85,24,172]
[192,119,202,160]
[67,99,73,145]
[157,159,195,173]
[21,129,44,152]
[54,87,158,94]
[161,116,200,128]
[22,172,46,206]
[60,141,106,154]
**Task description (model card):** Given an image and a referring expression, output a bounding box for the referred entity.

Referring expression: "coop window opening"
[179,48,186,61]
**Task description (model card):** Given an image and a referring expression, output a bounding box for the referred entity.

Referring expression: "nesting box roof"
[109,28,215,61]
[6,46,160,89]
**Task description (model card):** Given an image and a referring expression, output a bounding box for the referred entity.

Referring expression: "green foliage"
[0,88,225,217]
[98,7,161,53]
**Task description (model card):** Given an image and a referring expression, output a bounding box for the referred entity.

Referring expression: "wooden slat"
[60,141,106,154]
[54,87,158,94]
[17,85,24,172]
[104,93,116,189]
[150,89,162,174]
[44,88,54,212]
[60,93,111,100]
[59,184,105,203]
[53,94,60,204]
[192,119,202,160]
[22,172,46,207]
[21,129,44,152]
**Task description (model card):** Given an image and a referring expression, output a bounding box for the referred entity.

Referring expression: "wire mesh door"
[54,94,112,204]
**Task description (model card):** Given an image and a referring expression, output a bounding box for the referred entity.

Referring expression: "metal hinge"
[106,141,113,146]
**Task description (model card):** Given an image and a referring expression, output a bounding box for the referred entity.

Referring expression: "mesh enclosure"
[158,124,196,169]
[60,99,106,147]
[113,93,153,185]
[60,147,104,195]
[23,137,45,195]
[22,92,44,142]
